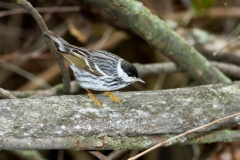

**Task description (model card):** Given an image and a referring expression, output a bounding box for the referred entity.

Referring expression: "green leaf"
[191,0,215,11]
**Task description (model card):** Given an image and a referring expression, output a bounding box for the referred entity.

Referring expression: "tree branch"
[1,130,240,150]
[136,61,240,79]
[1,82,240,149]
[82,0,231,84]
[17,0,71,93]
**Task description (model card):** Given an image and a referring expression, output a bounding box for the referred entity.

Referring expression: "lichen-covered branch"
[1,130,240,150]
[82,0,231,84]
[1,82,240,149]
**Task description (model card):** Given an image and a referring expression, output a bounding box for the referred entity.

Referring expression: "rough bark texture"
[1,82,240,149]
[82,0,231,84]
[1,130,240,150]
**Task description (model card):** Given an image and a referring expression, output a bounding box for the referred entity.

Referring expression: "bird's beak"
[135,77,145,83]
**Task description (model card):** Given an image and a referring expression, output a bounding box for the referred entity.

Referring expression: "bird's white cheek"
[123,72,136,83]
[119,69,136,83]
[117,63,135,83]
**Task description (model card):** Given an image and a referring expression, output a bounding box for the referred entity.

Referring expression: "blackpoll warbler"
[44,31,144,107]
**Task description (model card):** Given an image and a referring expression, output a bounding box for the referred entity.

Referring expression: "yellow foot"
[86,89,102,107]
[104,91,121,104]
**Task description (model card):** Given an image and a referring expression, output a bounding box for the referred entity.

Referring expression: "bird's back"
[86,49,120,76]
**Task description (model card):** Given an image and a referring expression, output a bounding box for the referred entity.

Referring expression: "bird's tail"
[44,31,99,75]
[44,31,71,52]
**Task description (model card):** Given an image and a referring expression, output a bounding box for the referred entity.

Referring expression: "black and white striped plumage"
[44,31,144,91]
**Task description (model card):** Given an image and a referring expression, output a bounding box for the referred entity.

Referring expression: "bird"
[44,31,144,107]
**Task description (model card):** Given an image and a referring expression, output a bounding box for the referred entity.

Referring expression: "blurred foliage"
[1,0,240,160]
[191,0,216,11]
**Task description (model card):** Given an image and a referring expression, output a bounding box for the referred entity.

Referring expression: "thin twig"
[0,81,80,98]
[0,2,20,9]
[57,150,64,160]
[93,27,113,50]
[128,112,240,160]
[191,144,201,160]
[0,87,16,99]
[210,61,240,78]
[213,35,240,56]
[0,60,51,89]
[89,151,110,160]
[0,6,80,18]
[17,0,71,93]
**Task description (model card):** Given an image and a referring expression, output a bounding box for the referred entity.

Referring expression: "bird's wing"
[44,31,103,76]
[87,49,119,76]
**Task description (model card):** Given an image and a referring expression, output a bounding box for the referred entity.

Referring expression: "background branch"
[136,61,240,79]
[0,6,80,18]
[2,60,240,99]
[82,0,231,84]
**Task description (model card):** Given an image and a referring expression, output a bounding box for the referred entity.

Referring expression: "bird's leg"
[86,89,102,107]
[104,91,121,104]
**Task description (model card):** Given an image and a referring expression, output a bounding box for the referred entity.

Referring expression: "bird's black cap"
[120,60,139,78]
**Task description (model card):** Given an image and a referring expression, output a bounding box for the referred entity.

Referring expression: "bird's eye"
[127,72,132,77]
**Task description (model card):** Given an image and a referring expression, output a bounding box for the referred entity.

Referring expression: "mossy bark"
[83,0,231,84]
